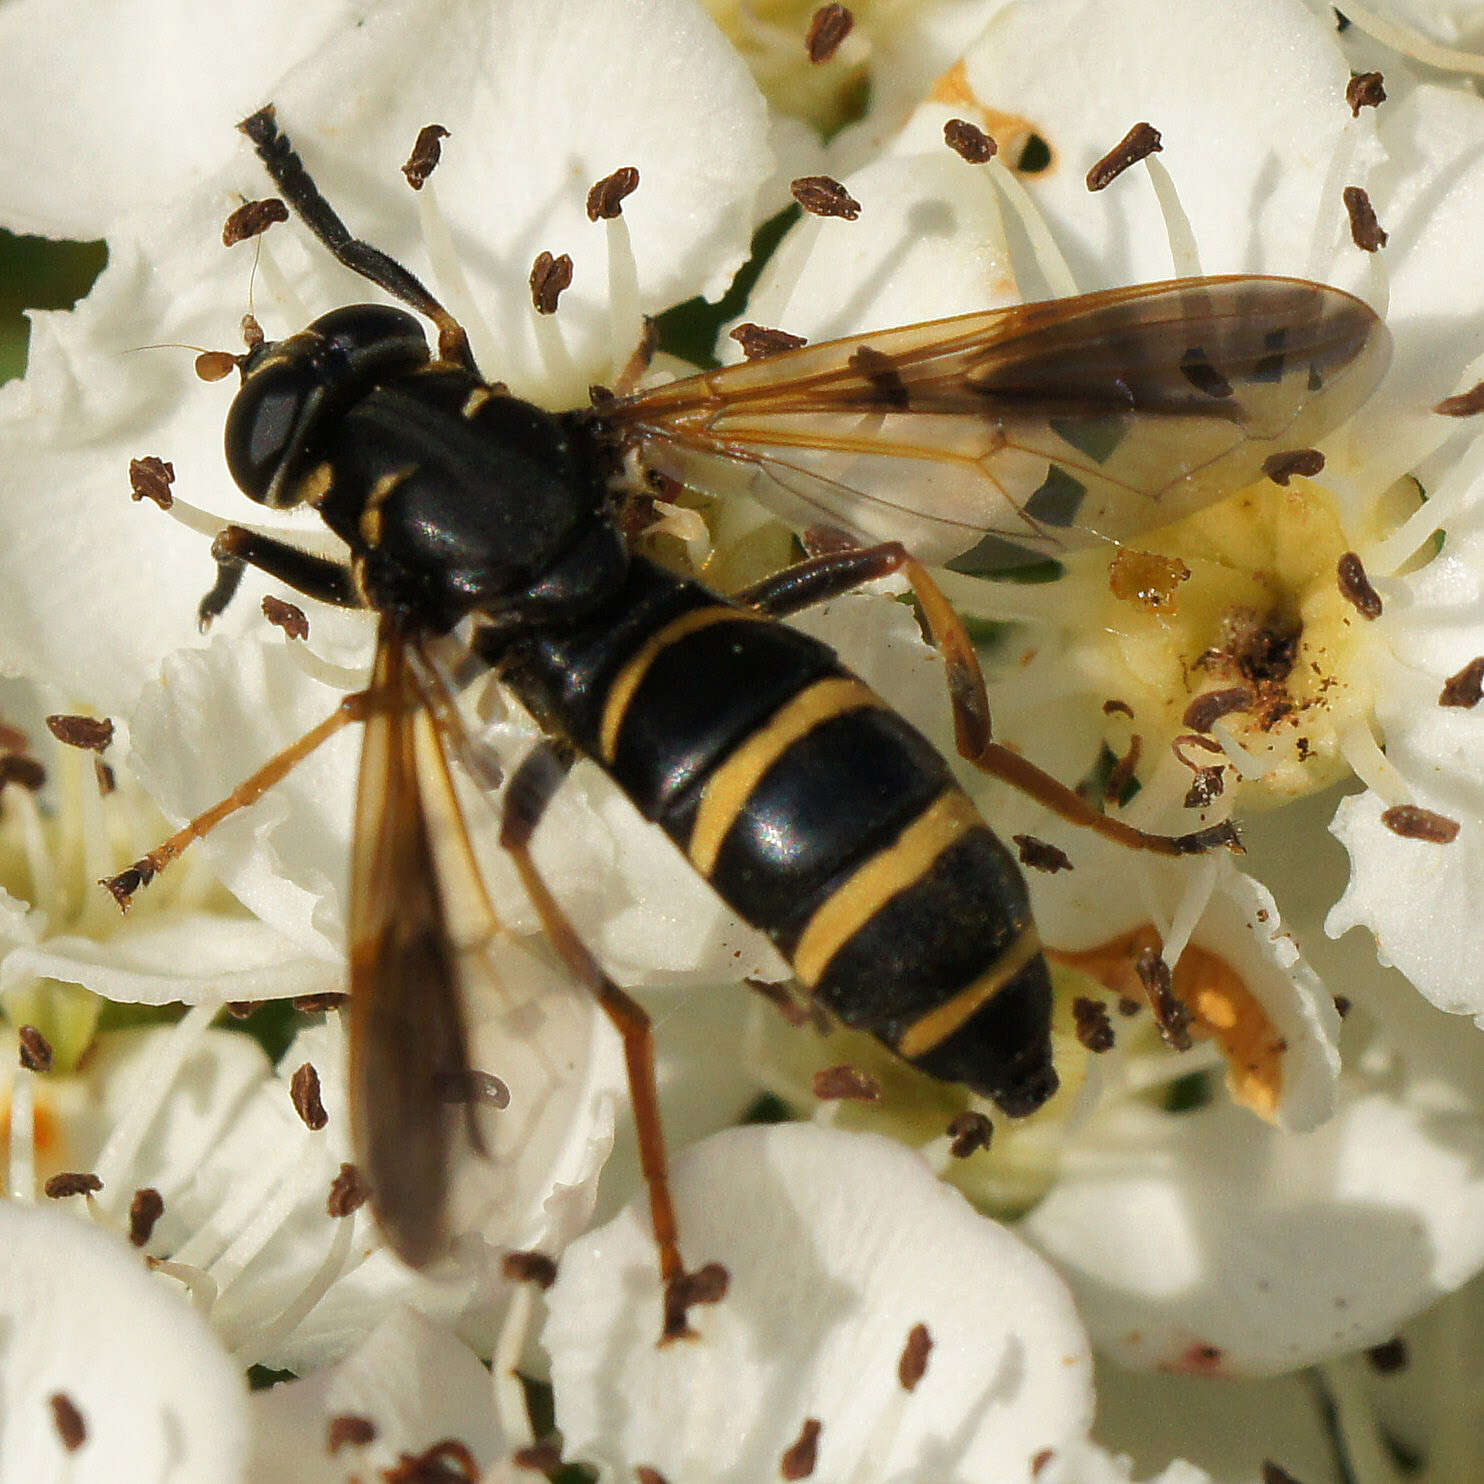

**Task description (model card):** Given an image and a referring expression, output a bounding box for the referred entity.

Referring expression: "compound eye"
[224,347,325,507]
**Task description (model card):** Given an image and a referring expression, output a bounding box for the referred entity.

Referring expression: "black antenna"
[238,105,474,369]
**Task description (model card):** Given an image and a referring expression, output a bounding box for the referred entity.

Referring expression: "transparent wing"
[348,624,497,1267]
[612,275,1389,571]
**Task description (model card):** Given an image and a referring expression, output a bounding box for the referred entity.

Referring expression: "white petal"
[246,1307,500,1484]
[546,1123,1093,1482]
[0,1201,247,1482]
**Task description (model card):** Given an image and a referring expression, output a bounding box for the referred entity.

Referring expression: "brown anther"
[944,118,996,164]
[1262,448,1326,486]
[947,1110,993,1158]
[780,1418,822,1480]
[1381,804,1459,843]
[1073,996,1116,1053]
[1343,185,1388,251]
[195,350,239,382]
[1032,1450,1056,1477]
[1103,698,1135,719]
[435,1067,512,1109]
[262,594,309,640]
[129,1187,165,1247]
[1261,1465,1302,1484]
[636,1469,672,1484]
[897,1322,933,1391]
[1172,732,1224,764]
[529,251,574,314]
[1013,834,1073,873]
[812,1064,881,1101]
[1336,551,1383,619]
[326,1162,371,1217]
[402,124,449,190]
[1182,687,1253,733]
[1365,1335,1409,1372]
[222,197,289,246]
[290,1062,329,1131]
[241,313,265,350]
[662,1261,730,1340]
[790,175,861,220]
[383,1439,481,1481]
[17,1024,53,1073]
[1136,949,1192,1051]
[848,344,909,408]
[1086,122,1162,190]
[328,1414,378,1453]
[513,1442,564,1473]
[806,4,853,62]
[45,1171,103,1199]
[293,991,350,1014]
[502,1250,559,1289]
[586,166,640,221]
[729,323,809,361]
[1334,995,1352,1018]
[1440,657,1484,708]
[1434,381,1484,417]
[128,455,175,509]
[49,1392,86,1452]
[1105,733,1143,803]
[225,1000,262,1020]
[1183,766,1225,809]
[747,976,823,1031]
[46,714,114,752]
[1347,71,1386,115]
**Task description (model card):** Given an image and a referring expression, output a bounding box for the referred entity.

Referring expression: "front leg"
[197,524,363,629]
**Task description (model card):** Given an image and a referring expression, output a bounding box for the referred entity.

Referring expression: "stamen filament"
[9,1065,35,1201]
[229,1211,356,1368]
[987,157,1079,298]
[1338,0,1484,77]
[1143,157,1201,278]
[414,182,498,370]
[1335,718,1410,806]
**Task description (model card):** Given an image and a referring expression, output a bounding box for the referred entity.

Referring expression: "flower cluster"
[1,0,1483,1480]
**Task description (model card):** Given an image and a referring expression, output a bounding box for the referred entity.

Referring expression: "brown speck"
[47,714,114,752]
[1104,733,1143,803]
[1334,995,1352,1018]
[1087,121,1162,191]
[293,991,350,1014]
[813,1064,880,1101]
[1343,185,1387,251]
[513,1442,564,1473]
[530,251,574,314]
[1182,687,1253,733]
[1347,71,1386,115]
[383,1440,480,1481]
[1434,381,1484,417]
[225,1000,263,1020]
[806,4,853,62]
[1366,1335,1408,1373]
[328,1414,377,1453]
[587,166,640,222]
[730,323,808,361]
[1137,950,1192,1051]
[223,197,289,246]
[897,1323,932,1391]
[1261,1464,1303,1484]
[780,1418,822,1480]
[1103,698,1134,719]
[17,1025,53,1073]
[944,118,996,163]
[1073,997,1116,1053]
[947,1110,993,1158]
[636,1470,672,1484]
[1013,834,1073,873]
[195,350,239,382]
[262,594,309,640]
[1381,804,1459,843]
[1263,448,1325,485]
[502,1250,559,1289]
[49,1392,86,1452]
[1439,657,1484,707]
[663,1261,730,1341]
[45,1171,103,1198]
[290,1062,329,1131]
[848,344,908,407]
[1337,551,1382,618]
[402,124,449,190]
[128,1187,164,1247]
[1031,1449,1055,1477]
[128,455,175,509]
[327,1162,370,1218]
[791,175,860,220]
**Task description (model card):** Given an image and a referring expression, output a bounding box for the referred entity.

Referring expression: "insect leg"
[739,542,1238,858]
[198,524,362,628]
[239,106,477,372]
[499,742,718,1342]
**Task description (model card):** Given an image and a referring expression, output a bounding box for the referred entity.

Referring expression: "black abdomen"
[506,556,1057,1116]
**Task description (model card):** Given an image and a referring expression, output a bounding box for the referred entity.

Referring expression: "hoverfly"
[105,106,1388,1334]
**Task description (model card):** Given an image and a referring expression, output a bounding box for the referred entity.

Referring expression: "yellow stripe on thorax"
[894,926,1043,1060]
[687,676,878,876]
[598,605,768,763]
[792,790,983,989]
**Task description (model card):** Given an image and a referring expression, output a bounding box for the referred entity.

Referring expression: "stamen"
[413,179,498,370]
[248,232,312,331]
[1142,156,1202,278]
[261,595,309,641]
[587,168,644,380]
[149,1256,219,1316]
[490,1281,539,1451]
[9,1064,36,1201]
[1159,852,1221,968]
[1334,0,1484,77]
[1366,431,1484,575]
[127,456,175,510]
[986,157,1079,298]
[1335,717,1410,805]
[528,253,580,396]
